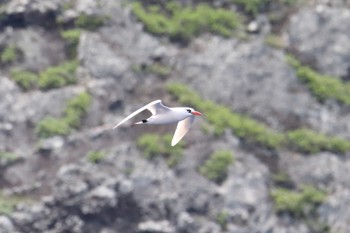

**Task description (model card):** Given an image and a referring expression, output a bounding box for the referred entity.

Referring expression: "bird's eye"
[186,109,191,113]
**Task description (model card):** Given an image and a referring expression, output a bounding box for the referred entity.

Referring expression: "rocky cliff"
[0,0,350,232]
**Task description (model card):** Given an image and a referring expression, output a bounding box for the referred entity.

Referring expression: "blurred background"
[0,0,350,232]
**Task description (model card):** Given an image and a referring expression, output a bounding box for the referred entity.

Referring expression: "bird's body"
[113,100,202,146]
[137,107,191,125]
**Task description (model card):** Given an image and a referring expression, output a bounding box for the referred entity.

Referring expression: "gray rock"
[37,136,65,154]
[137,220,175,233]
[0,27,65,72]
[0,216,15,233]
[81,186,117,214]
[279,151,350,233]
[280,152,350,190]
[5,0,60,14]
[287,6,350,79]
[319,189,350,233]
[174,37,314,131]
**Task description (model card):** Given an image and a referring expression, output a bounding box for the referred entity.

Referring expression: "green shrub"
[271,186,326,217]
[199,150,234,183]
[0,151,17,162]
[35,117,70,138]
[36,92,92,138]
[87,150,106,163]
[64,92,92,128]
[287,54,350,105]
[60,29,81,58]
[148,63,171,78]
[1,45,19,63]
[10,70,38,91]
[272,172,293,187]
[132,2,240,42]
[137,133,184,167]
[216,211,229,231]
[38,60,78,90]
[233,0,266,15]
[0,192,30,215]
[287,128,350,154]
[74,13,107,30]
[232,0,298,15]
[132,63,171,78]
[10,60,78,91]
[264,34,285,49]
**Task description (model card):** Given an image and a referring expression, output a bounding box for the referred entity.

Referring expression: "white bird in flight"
[113,100,202,146]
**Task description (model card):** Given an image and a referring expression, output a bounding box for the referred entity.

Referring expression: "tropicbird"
[113,100,202,146]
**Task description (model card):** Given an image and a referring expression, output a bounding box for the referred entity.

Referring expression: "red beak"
[192,111,202,116]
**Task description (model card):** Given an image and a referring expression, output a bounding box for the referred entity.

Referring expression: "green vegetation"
[0,151,17,162]
[0,192,29,215]
[167,82,350,154]
[1,45,19,63]
[216,211,229,231]
[36,92,92,138]
[133,62,171,78]
[10,70,38,91]
[287,128,350,154]
[10,60,78,91]
[199,150,234,183]
[232,0,298,15]
[132,2,240,42]
[74,13,107,30]
[137,133,184,167]
[167,82,286,149]
[286,54,350,105]
[64,91,92,128]
[38,60,78,90]
[36,117,71,138]
[272,171,293,188]
[271,185,326,217]
[233,0,266,15]
[87,150,106,163]
[60,29,81,58]
[147,63,171,78]
[264,34,285,49]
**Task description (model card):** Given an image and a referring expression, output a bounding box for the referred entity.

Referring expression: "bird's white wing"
[147,100,170,115]
[113,100,169,129]
[171,116,195,146]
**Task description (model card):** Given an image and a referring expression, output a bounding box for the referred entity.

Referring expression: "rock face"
[287,7,350,80]
[0,0,350,233]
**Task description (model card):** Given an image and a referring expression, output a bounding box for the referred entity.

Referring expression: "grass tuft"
[60,29,81,58]
[36,92,92,138]
[1,45,19,64]
[10,60,78,91]
[132,2,240,43]
[286,54,350,105]
[87,150,106,163]
[74,13,107,30]
[38,60,78,90]
[271,185,326,217]
[10,70,38,91]
[199,150,234,183]
[137,133,184,167]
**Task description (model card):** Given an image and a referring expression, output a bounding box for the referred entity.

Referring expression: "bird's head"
[186,108,202,116]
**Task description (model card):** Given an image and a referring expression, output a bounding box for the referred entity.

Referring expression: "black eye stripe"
[187,109,191,113]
